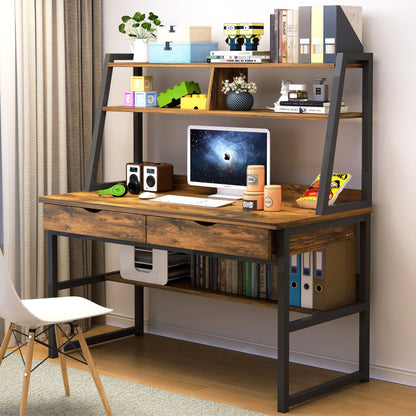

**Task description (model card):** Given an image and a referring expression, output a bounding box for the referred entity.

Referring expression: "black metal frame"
[47,210,370,412]
[85,53,373,214]
[316,53,373,215]
[85,53,143,191]
[54,52,373,412]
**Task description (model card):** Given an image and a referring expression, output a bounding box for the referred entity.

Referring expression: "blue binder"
[289,254,301,307]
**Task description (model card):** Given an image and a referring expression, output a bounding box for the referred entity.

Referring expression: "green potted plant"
[221,74,257,111]
[119,12,163,62]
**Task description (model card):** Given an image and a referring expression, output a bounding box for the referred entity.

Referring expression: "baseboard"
[105,313,416,388]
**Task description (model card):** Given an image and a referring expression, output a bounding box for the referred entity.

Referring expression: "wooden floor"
[10,325,416,416]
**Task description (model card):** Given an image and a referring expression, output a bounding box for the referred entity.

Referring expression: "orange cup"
[264,185,282,212]
[246,165,265,192]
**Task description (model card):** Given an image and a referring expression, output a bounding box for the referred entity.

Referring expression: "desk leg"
[359,215,371,382]
[47,231,58,357]
[134,286,144,336]
[277,229,290,413]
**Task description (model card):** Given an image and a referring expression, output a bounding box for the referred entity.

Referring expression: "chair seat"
[21,296,113,327]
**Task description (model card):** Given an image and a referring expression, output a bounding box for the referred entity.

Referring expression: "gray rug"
[0,354,268,415]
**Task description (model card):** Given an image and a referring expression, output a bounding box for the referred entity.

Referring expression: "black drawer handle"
[195,221,216,227]
[83,208,102,214]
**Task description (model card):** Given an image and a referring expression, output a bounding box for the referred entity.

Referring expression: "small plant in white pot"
[119,12,163,62]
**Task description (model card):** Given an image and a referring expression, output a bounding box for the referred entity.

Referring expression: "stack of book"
[190,255,278,300]
[270,5,362,64]
[207,50,271,64]
[274,100,349,114]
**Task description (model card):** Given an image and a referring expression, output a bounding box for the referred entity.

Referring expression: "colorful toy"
[131,76,153,92]
[124,91,135,107]
[135,91,158,107]
[240,23,264,51]
[157,81,201,108]
[180,94,207,110]
[224,23,244,51]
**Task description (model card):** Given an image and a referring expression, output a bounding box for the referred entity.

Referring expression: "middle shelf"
[103,106,363,120]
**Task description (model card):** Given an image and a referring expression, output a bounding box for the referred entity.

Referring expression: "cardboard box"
[157,25,211,43]
[149,42,218,63]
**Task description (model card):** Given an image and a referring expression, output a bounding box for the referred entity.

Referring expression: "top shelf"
[108,61,364,69]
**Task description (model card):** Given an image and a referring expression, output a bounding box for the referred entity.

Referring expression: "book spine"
[251,263,259,298]
[231,259,238,294]
[258,264,267,298]
[280,101,345,107]
[270,13,276,63]
[271,265,278,301]
[190,254,196,287]
[275,105,348,114]
[323,5,337,64]
[280,10,288,63]
[298,6,311,63]
[311,5,324,63]
[244,261,252,297]
[278,10,283,63]
[208,57,269,63]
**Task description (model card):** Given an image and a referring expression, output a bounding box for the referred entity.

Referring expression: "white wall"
[102,0,416,386]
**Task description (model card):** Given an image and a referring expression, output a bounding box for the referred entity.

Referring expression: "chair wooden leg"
[0,322,14,366]
[74,325,113,416]
[55,324,70,396]
[20,328,35,416]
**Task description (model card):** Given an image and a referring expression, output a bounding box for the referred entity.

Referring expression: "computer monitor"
[187,125,270,199]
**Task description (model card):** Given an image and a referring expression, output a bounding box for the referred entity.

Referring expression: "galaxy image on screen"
[189,127,268,187]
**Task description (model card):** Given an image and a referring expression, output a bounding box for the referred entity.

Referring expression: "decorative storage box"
[149,42,218,63]
[156,25,212,43]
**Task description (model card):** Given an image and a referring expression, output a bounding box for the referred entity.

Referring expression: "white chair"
[0,251,114,415]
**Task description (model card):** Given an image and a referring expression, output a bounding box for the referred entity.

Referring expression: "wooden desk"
[41,188,372,413]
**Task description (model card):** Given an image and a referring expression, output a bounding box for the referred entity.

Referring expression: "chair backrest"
[0,251,39,326]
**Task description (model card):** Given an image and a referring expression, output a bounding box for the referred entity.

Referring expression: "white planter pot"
[130,39,149,62]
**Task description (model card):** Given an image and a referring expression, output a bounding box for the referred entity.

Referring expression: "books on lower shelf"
[191,256,278,301]
[189,234,356,310]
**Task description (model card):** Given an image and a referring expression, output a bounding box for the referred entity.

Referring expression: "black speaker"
[126,163,142,194]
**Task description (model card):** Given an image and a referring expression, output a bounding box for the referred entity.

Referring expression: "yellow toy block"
[131,76,153,92]
[180,94,207,110]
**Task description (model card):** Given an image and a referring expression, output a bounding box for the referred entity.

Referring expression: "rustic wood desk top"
[40,189,372,231]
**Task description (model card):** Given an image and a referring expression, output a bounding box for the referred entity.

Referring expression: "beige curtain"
[64,0,105,320]
[21,0,70,299]
[20,0,104,324]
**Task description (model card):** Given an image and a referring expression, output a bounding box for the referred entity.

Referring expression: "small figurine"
[224,23,244,51]
[240,23,264,51]
[276,80,292,103]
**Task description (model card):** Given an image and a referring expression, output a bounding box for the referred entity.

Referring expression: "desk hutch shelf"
[42,52,373,413]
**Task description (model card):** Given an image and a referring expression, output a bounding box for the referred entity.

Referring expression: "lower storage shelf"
[106,272,327,315]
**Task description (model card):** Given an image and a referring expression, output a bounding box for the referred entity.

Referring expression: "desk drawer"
[147,216,275,259]
[43,204,146,243]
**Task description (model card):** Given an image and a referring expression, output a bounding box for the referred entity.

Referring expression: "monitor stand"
[209,188,244,200]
